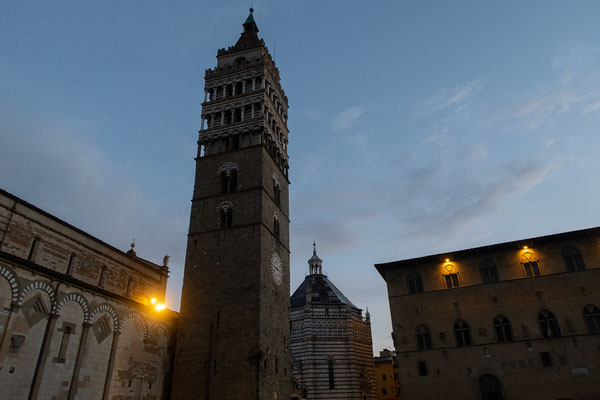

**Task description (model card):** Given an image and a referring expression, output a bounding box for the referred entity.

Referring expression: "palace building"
[170,8,292,400]
[0,188,175,400]
[290,245,376,400]
[376,227,600,400]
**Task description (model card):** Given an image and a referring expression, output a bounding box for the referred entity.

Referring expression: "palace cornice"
[201,92,264,115]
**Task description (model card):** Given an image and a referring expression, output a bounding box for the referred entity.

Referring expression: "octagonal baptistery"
[290,244,376,400]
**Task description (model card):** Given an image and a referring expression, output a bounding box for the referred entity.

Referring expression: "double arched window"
[416,324,433,351]
[479,258,499,284]
[563,245,585,272]
[538,309,560,338]
[273,212,280,239]
[583,304,600,334]
[408,272,424,294]
[217,201,233,229]
[453,320,472,346]
[493,315,513,343]
[217,162,239,194]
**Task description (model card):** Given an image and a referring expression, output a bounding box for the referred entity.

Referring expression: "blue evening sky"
[2,1,600,353]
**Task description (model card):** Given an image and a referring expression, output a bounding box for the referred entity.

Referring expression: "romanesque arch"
[56,292,90,323]
[0,263,20,303]
[120,311,149,341]
[89,303,120,331]
[151,321,173,346]
[18,280,57,313]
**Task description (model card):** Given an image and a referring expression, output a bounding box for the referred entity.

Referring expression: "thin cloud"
[331,106,365,131]
[414,79,483,116]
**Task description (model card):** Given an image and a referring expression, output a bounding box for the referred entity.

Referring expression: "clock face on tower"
[271,253,283,285]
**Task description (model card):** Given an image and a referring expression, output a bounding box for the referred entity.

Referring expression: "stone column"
[210,114,215,128]
[242,81,246,93]
[231,109,235,124]
[29,313,59,400]
[222,85,227,99]
[101,331,121,400]
[67,322,91,400]
[0,303,20,363]
[212,88,217,101]
[241,108,245,122]
[220,111,225,126]
[203,90,208,103]
[232,83,236,96]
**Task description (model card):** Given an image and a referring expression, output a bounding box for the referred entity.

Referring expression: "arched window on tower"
[273,178,281,207]
[538,309,561,338]
[217,201,234,229]
[563,244,586,272]
[453,319,472,346]
[493,315,514,343]
[415,324,433,350]
[583,304,600,334]
[328,359,335,389]
[218,163,238,194]
[273,213,280,239]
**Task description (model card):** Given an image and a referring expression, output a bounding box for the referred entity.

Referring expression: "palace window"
[493,315,514,343]
[538,309,561,338]
[583,304,600,334]
[563,245,585,272]
[408,272,424,294]
[417,361,428,376]
[453,319,472,347]
[522,261,541,277]
[55,323,75,363]
[479,258,499,284]
[416,324,433,350]
[444,273,459,288]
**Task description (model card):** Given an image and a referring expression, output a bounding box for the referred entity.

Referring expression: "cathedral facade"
[290,245,376,400]
[170,9,292,400]
[0,188,175,400]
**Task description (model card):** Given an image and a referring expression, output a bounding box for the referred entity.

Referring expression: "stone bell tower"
[171,9,291,400]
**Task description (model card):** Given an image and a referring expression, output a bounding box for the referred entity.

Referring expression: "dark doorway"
[480,374,503,400]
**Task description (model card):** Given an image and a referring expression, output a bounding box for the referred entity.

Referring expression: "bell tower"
[171,9,291,400]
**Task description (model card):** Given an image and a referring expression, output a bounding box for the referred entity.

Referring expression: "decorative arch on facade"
[150,321,173,346]
[56,292,90,323]
[90,303,120,332]
[18,280,57,313]
[120,311,149,341]
[217,161,239,176]
[216,201,234,212]
[0,263,20,303]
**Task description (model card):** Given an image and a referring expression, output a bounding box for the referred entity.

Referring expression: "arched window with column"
[583,304,600,334]
[538,309,561,338]
[453,319,472,346]
[217,201,234,229]
[563,244,586,272]
[493,315,514,343]
[416,324,433,350]
[217,162,239,194]
[273,212,280,239]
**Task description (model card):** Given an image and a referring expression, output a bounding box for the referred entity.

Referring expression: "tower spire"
[308,241,323,275]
